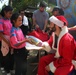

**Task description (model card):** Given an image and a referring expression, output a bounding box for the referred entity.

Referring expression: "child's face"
[14,16,22,27]
[4,11,13,19]
[52,10,59,16]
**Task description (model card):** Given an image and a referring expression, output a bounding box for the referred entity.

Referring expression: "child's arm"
[0,32,11,47]
[68,26,76,30]
[14,38,33,47]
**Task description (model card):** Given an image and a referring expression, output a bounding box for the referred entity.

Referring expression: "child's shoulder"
[0,17,9,23]
[11,27,21,33]
[11,27,16,33]
[0,18,3,22]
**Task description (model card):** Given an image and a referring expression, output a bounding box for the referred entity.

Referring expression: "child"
[10,12,32,75]
[52,6,64,16]
[0,6,14,75]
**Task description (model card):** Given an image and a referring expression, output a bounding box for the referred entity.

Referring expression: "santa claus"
[37,15,76,75]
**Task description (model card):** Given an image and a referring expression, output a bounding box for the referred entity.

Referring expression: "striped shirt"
[10,27,26,49]
[0,18,12,36]
[0,18,12,41]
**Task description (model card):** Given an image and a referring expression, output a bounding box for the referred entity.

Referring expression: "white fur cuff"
[42,42,51,52]
[72,60,76,70]
[49,62,56,73]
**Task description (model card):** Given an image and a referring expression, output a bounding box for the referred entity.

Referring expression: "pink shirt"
[10,27,26,49]
[0,18,12,41]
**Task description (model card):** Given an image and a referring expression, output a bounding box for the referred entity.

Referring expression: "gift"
[26,36,42,46]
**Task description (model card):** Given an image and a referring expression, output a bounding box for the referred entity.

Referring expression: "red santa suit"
[37,16,76,75]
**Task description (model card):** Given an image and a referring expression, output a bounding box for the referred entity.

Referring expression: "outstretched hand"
[35,25,39,29]
[26,38,34,44]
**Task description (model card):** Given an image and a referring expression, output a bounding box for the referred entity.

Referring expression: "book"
[26,35,42,46]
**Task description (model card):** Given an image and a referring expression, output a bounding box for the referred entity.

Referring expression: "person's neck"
[39,10,44,12]
[14,25,18,28]
[3,16,9,19]
[55,28,61,37]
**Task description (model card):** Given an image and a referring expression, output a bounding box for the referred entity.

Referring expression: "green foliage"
[12,0,56,16]
[12,0,27,12]
[48,3,56,16]
[12,0,49,12]
[12,0,37,12]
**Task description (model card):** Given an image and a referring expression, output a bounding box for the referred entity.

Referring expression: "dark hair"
[52,6,64,15]
[39,1,47,7]
[48,20,50,25]
[1,5,13,17]
[11,12,20,26]
[19,9,25,13]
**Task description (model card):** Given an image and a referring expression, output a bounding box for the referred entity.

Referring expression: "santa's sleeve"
[42,36,53,52]
[49,37,75,73]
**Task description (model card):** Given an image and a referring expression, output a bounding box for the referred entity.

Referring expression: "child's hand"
[26,38,34,44]
[36,42,42,46]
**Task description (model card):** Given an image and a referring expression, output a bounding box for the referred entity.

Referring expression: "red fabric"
[56,16,68,26]
[73,41,76,60]
[48,33,75,68]
[37,33,75,75]
[37,54,74,75]
[47,35,53,47]
[28,28,49,42]
[37,54,55,75]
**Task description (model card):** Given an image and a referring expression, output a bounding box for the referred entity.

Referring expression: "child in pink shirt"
[10,12,32,75]
[0,6,14,75]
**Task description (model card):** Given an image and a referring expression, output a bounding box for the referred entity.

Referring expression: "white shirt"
[23,16,28,26]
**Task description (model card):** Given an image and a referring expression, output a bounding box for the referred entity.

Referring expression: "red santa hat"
[49,15,68,27]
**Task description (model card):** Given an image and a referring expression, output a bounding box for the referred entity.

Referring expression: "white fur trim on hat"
[49,16,64,27]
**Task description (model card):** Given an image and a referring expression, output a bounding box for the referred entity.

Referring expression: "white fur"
[49,62,56,73]
[72,60,76,70]
[55,26,68,58]
[49,16,64,27]
[42,42,51,52]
